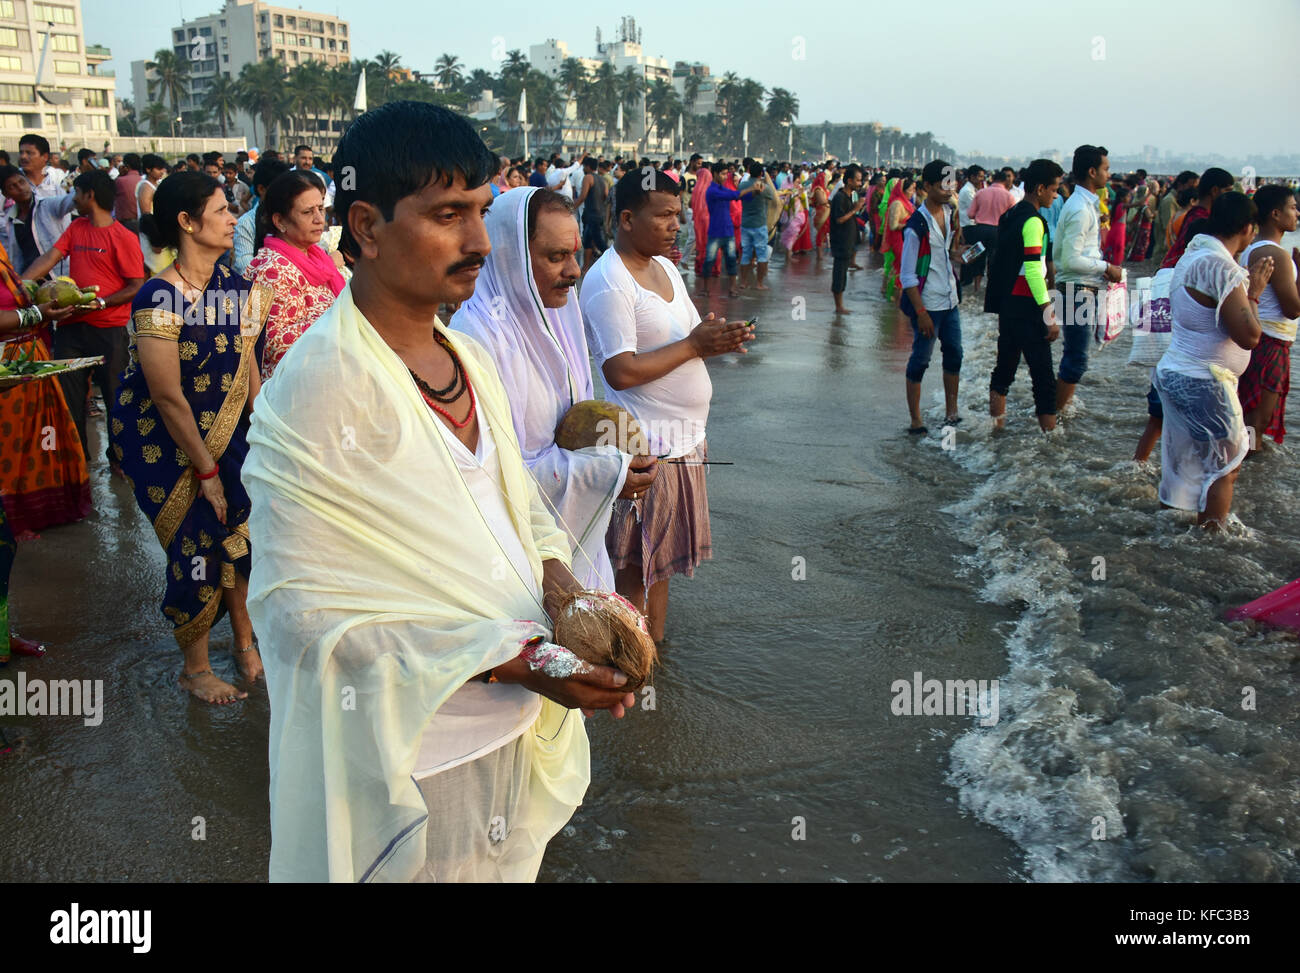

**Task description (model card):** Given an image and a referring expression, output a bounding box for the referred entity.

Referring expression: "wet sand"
[3,244,1048,881]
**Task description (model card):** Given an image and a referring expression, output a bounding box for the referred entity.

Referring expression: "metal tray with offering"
[0,354,103,390]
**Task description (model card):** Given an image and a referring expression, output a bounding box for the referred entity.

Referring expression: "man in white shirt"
[547,155,584,204]
[1052,143,1124,412]
[957,165,984,287]
[0,163,76,276]
[900,159,965,433]
[18,133,64,201]
[958,165,984,229]
[580,167,753,641]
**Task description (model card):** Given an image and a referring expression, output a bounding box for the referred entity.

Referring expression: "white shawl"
[451,187,629,591]
[244,284,589,882]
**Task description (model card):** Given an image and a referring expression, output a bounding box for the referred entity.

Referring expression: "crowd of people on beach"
[0,101,1296,881]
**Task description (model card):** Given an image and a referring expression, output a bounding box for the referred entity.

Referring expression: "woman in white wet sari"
[1153,192,1273,528]
[451,187,655,590]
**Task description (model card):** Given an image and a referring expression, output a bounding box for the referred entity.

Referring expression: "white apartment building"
[527,19,672,152]
[0,0,117,150]
[672,61,716,117]
[131,0,349,148]
[528,38,601,82]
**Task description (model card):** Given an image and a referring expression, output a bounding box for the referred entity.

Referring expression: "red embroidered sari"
[246,247,340,380]
[0,245,91,534]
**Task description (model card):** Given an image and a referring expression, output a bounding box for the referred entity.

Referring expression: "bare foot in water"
[234,642,263,683]
[179,670,247,705]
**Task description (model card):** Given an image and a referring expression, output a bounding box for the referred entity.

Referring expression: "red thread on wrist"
[195,464,220,480]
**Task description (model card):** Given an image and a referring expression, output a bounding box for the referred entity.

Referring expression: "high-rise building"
[131,0,350,148]
[0,0,117,150]
[672,62,716,117]
[529,38,601,81]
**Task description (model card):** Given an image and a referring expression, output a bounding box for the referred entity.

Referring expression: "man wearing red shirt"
[24,169,144,465]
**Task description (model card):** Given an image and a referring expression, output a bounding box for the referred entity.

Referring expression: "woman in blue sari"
[111,172,271,704]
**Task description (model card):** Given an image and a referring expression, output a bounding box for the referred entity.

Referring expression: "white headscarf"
[452,187,629,591]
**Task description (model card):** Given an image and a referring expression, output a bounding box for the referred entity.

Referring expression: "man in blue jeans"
[702,162,760,297]
[1052,144,1124,413]
[738,161,776,290]
[900,159,964,434]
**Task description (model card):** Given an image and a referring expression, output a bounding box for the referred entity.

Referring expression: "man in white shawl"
[1153,192,1271,528]
[451,186,657,591]
[243,102,635,883]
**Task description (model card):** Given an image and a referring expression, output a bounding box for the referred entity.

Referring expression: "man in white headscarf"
[452,187,657,591]
[244,103,635,884]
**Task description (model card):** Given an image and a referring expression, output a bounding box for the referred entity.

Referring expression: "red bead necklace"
[412,335,477,429]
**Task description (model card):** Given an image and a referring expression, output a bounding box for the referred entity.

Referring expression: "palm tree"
[588,62,619,140]
[645,79,682,150]
[373,50,404,104]
[202,75,239,138]
[237,58,288,147]
[715,71,738,123]
[501,49,528,81]
[141,101,171,137]
[145,48,190,120]
[557,57,587,101]
[616,66,644,144]
[286,60,328,140]
[462,67,494,100]
[323,63,354,141]
[915,130,935,163]
[497,69,562,132]
[433,53,463,90]
[733,79,765,127]
[683,73,702,115]
[117,98,141,136]
[766,87,799,126]
[187,107,212,137]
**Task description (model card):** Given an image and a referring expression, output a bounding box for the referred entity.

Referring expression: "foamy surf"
[908,295,1300,882]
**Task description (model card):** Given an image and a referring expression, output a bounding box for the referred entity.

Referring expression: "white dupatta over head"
[451,186,629,590]
[244,284,590,882]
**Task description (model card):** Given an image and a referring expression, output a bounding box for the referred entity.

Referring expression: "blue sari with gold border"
[110,265,271,648]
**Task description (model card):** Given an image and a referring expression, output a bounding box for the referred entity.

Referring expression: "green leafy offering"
[0,346,67,377]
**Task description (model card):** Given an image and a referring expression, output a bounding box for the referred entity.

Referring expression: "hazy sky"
[86,0,1300,159]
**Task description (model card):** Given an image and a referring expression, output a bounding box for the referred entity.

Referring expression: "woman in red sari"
[691,164,713,277]
[1102,186,1130,266]
[0,243,79,663]
[0,243,89,536]
[882,176,916,298]
[726,168,744,256]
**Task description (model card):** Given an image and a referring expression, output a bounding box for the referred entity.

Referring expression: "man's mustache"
[554,277,578,289]
[448,255,486,274]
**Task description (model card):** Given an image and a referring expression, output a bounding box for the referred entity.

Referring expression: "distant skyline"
[87,0,1300,161]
